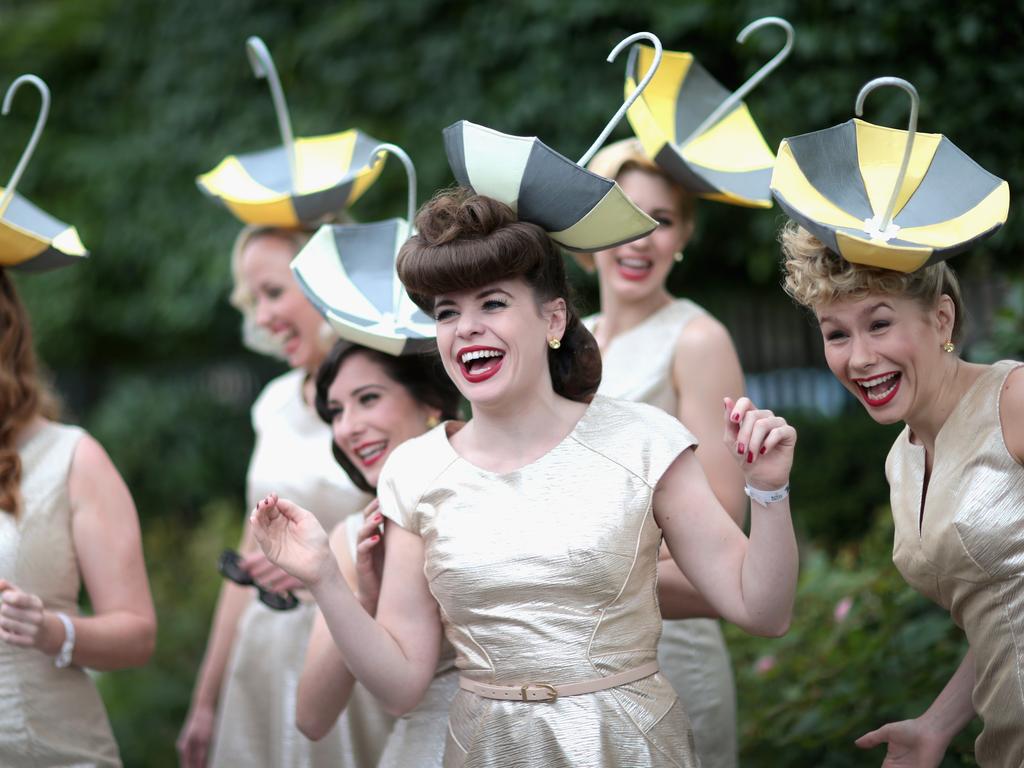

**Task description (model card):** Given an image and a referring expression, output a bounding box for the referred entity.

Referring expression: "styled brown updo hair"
[396,188,601,403]
[0,269,59,517]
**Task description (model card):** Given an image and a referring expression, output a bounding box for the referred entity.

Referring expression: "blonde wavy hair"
[779,221,966,344]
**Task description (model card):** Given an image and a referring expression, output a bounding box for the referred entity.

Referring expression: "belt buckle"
[520,682,558,702]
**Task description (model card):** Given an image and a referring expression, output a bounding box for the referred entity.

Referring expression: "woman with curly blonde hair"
[781,221,1024,767]
[0,267,156,766]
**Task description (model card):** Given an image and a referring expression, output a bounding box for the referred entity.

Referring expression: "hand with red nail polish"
[354,498,385,614]
[723,396,797,491]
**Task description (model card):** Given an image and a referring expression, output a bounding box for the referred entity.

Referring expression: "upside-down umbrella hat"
[624,17,794,209]
[770,77,1010,272]
[291,144,434,356]
[196,36,385,227]
[443,32,674,252]
[0,75,87,272]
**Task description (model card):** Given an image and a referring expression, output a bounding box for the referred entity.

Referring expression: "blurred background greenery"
[2,0,1020,765]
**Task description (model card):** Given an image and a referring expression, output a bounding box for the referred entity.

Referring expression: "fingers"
[358,509,384,544]
[854,726,887,748]
[356,532,382,558]
[723,398,795,465]
[361,498,380,519]
[0,579,11,592]
[1,589,42,611]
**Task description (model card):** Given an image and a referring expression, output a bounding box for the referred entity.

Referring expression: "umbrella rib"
[0,75,51,219]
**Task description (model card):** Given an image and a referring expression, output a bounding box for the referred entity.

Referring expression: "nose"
[335,407,365,447]
[848,331,876,373]
[455,307,484,340]
[253,297,273,329]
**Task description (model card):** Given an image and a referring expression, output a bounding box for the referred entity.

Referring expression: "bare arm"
[672,314,747,525]
[4,434,157,669]
[654,398,798,637]
[855,649,976,765]
[657,554,720,620]
[252,495,441,716]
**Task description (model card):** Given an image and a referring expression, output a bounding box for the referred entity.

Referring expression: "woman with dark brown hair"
[251,189,799,766]
[0,268,156,766]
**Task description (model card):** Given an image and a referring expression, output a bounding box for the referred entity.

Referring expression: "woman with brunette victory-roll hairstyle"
[251,187,799,766]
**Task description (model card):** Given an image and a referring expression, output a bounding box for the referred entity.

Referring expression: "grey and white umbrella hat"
[442,32,668,253]
[291,144,435,356]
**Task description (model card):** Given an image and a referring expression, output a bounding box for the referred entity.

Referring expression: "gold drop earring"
[425,414,440,429]
[548,337,561,350]
[942,340,955,353]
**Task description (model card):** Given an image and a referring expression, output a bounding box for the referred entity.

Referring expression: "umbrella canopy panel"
[197,129,386,227]
[443,120,655,252]
[771,118,1009,272]
[625,44,775,208]
[291,219,435,356]
[0,190,87,272]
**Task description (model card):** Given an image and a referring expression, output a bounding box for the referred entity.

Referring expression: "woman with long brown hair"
[0,266,156,766]
[250,187,799,766]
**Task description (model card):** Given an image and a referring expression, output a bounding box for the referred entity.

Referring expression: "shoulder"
[674,309,737,362]
[377,427,456,530]
[574,397,697,484]
[251,368,304,427]
[67,430,130,501]
[998,362,1024,464]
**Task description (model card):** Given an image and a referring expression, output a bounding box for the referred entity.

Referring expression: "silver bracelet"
[53,611,75,669]
[744,482,790,506]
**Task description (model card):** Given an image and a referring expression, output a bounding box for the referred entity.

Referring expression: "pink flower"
[834,596,854,623]
[754,655,776,675]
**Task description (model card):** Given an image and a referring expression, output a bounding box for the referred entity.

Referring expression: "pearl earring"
[673,251,684,263]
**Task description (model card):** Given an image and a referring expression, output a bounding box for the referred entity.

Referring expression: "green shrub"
[725,512,978,767]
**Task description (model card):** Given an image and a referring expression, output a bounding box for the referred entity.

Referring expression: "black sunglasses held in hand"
[217,549,299,611]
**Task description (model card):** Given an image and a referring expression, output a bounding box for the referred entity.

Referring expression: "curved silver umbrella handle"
[0,75,51,219]
[578,31,663,166]
[370,143,417,319]
[856,76,919,238]
[371,143,417,226]
[246,36,297,190]
[682,16,794,147]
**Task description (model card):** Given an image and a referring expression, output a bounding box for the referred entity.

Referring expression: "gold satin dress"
[886,360,1024,766]
[585,299,737,768]
[0,423,121,766]
[378,395,701,767]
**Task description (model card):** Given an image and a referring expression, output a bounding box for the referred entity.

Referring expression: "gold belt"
[458,660,660,702]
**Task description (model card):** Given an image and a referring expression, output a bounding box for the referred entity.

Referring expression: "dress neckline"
[437,396,601,478]
[589,299,681,355]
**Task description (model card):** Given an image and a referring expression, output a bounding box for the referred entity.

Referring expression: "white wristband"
[53,611,75,669]
[745,483,790,506]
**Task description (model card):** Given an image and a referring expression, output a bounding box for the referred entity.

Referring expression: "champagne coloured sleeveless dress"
[378,396,702,767]
[0,423,121,766]
[886,360,1024,767]
[210,369,393,768]
[585,299,737,768]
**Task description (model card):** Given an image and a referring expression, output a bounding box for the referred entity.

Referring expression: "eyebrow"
[435,287,513,308]
[818,301,893,325]
[351,383,385,397]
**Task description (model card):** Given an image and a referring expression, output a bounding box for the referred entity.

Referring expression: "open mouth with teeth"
[352,440,388,468]
[615,256,654,281]
[852,371,902,407]
[457,346,506,383]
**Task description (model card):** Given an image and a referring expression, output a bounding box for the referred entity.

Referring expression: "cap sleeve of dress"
[643,404,699,490]
[375,438,423,535]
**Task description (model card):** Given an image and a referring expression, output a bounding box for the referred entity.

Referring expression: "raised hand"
[724,396,796,492]
[249,494,332,587]
[855,719,950,767]
[354,499,384,615]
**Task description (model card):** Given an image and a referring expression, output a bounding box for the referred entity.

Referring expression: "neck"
[463,377,582,466]
[595,281,672,344]
[905,357,980,454]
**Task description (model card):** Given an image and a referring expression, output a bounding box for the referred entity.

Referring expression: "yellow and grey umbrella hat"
[625,43,776,208]
[291,220,434,356]
[443,120,656,252]
[771,119,1009,273]
[196,128,386,227]
[0,191,87,272]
